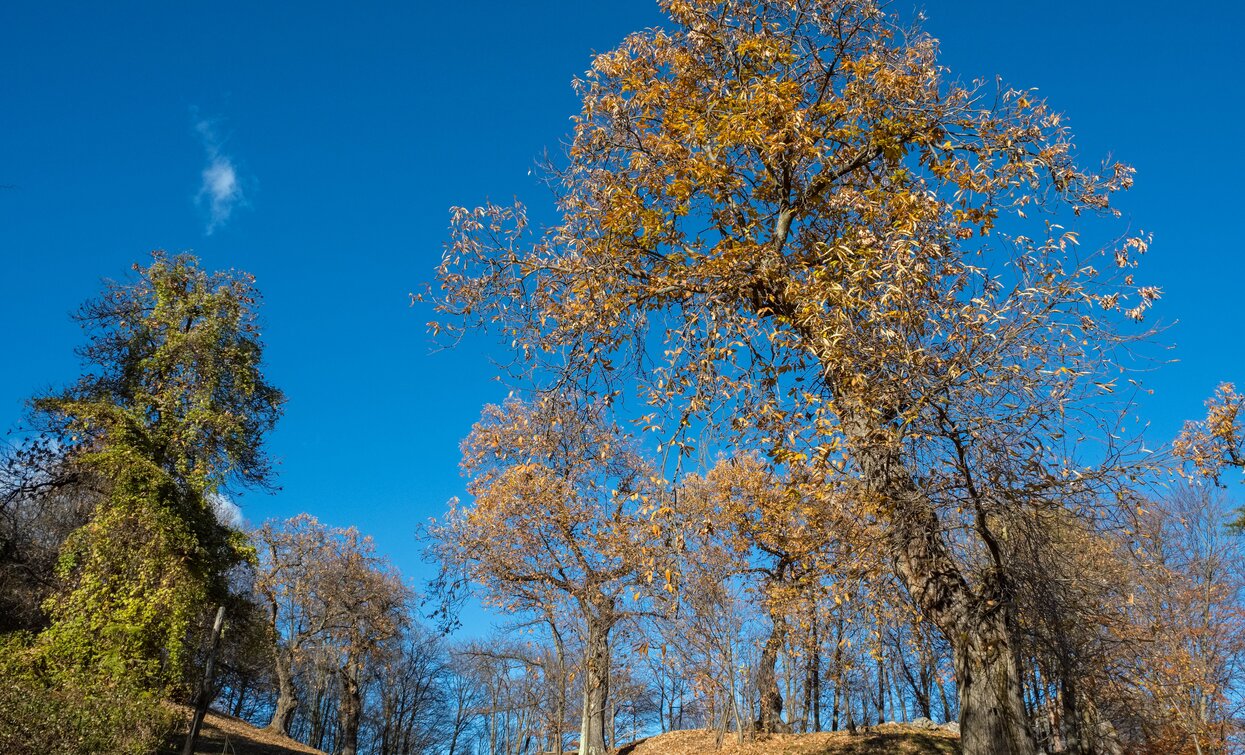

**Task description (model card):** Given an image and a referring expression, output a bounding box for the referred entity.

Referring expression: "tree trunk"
[803,611,820,732]
[309,672,328,750]
[850,416,1036,755]
[875,633,886,725]
[830,613,844,732]
[231,679,249,718]
[756,610,787,733]
[183,606,227,755]
[1059,677,1082,755]
[937,674,953,723]
[909,625,934,720]
[578,619,610,755]
[267,643,299,735]
[337,660,363,755]
[550,619,567,755]
[890,655,907,722]
[951,605,1036,754]
[812,611,822,732]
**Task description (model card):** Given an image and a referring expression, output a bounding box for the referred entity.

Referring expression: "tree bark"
[267,642,299,735]
[830,613,844,732]
[578,619,610,755]
[803,611,820,732]
[337,659,363,755]
[850,417,1037,755]
[182,606,226,755]
[756,609,787,733]
[751,282,1037,753]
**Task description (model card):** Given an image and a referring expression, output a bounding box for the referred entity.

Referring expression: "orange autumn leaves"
[1176,383,1245,486]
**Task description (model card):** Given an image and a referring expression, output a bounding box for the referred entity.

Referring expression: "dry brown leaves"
[621,724,958,755]
[168,704,325,755]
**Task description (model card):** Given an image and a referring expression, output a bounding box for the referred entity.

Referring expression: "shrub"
[0,635,178,755]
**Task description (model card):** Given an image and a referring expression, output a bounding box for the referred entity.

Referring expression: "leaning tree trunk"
[747,287,1036,753]
[851,417,1037,755]
[578,619,611,755]
[756,608,787,733]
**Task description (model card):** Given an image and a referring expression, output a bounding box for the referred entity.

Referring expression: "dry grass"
[164,705,325,755]
[161,710,956,755]
[619,724,959,755]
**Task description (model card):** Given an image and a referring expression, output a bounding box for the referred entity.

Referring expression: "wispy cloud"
[208,491,245,528]
[193,115,247,235]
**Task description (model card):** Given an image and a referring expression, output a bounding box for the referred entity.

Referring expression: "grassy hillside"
[165,706,324,755]
[620,724,959,755]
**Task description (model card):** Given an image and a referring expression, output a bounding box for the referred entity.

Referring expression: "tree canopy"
[32,252,283,685]
[434,1,1157,752]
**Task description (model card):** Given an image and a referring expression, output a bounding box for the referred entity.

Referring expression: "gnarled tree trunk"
[752,267,1037,754]
[337,658,363,755]
[952,601,1036,754]
[756,609,787,733]
[267,642,299,735]
[850,415,1036,755]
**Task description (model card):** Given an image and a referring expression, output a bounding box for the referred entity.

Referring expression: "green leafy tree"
[30,252,284,688]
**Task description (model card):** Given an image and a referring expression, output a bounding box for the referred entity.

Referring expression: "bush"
[0,636,178,755]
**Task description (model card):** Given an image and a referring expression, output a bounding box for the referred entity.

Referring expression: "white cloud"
[208,491,244,528]
[193,116,247,235]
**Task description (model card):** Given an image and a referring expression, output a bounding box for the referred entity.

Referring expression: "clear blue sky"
[2,1,1241,631]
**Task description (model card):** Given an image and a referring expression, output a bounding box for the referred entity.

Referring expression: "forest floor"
[163,705,325,755]
[619,724,959,755]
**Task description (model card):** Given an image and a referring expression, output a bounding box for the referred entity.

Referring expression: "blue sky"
[2,1,1242,632]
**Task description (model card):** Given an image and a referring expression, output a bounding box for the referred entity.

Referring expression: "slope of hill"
[620,724,959,755]
[165,706,325,755]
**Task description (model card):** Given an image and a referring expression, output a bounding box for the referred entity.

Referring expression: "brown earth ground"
[164,705,325,755]
[619,724,959,755]
[161,710,954,755]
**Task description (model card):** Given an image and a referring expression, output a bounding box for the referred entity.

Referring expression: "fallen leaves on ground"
[620,724,959,755]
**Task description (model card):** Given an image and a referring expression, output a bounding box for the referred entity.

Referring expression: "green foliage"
[34,251,283,498]
[40,503,207,687]
[0,635,178,755]
[28,252,283,689]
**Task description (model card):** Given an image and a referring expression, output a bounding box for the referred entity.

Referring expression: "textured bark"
[267,642,299,735]
[803,613,821,732]
[849,415,1036,755]
[337,660,362,755]
[953,608,1036,755]
[578,620,610,755]
[756,610,787,733]
[830,613,844,732]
